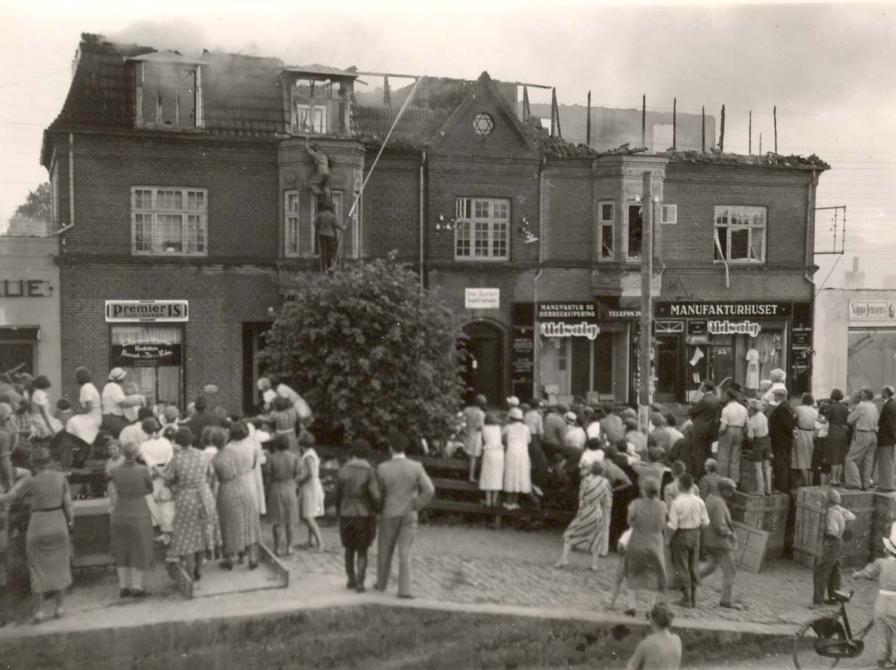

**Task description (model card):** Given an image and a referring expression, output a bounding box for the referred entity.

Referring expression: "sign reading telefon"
[537,302,601,340]
[105,300,189,323]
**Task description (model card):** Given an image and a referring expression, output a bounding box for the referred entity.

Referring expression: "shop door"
[243,322,273,414]
[655,335,681,402]
[0,327,37,376]
[461,322,504,406]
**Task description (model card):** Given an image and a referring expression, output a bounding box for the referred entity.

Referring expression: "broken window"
[137,62,201,128]
[627,203,643,260]
[131,186,207,256]
[454,197,510,261]
[597,201,615,261]
[713,205,766,263]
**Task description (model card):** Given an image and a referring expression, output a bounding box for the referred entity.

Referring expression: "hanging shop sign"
[465,288,500,310]
[105,300,189,323]
[707,320,762,337]
[655,302,791,318]
[537,302,600,339]
[110,342,182,367]
[849,301,896,323]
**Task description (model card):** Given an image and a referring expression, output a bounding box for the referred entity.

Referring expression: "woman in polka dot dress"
[163,426,218,581]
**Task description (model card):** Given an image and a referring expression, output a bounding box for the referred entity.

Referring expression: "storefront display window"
[110,324,183,408]
[848,329,896,393]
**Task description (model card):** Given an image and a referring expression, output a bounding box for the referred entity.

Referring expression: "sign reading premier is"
[105,300,189,323]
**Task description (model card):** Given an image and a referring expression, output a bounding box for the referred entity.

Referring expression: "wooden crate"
[793,487,873,569]
[873,491,896,558]
[71,497,113,569]
[731,491,789,558]
[732,521,769,573]
[739,459,761,495]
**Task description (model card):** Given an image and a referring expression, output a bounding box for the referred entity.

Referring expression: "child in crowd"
[121,382,146,424]
[746,399,773,495]
[663,461,699,507]
[699,458,723,499]
[812,489,856,607]
[853,523,896,669]
[626,602,682,670]
[55,398,73,428]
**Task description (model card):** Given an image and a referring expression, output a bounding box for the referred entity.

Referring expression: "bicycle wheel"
[792,619,841,670]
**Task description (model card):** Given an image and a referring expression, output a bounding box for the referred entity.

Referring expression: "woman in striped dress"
[269,396,300,453]
[554,460,611,571]
[212,421,261,569]
[0,447,73,623]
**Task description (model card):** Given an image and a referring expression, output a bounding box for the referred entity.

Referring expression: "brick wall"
[542,161,593,262]
[361,152,420,261]
[58,133,279,259]
[58,262,279,413]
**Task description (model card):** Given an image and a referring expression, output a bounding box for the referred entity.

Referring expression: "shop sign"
[849,301,896,322]
[707,320,762,337]
[465,288,500,310]
[0,279,53,298]
[539,322,600,340]
[537,302,598,322]
[105,300,189,323]
[599,306,641,321]
[655,302,790,318]
[111,342,182,367]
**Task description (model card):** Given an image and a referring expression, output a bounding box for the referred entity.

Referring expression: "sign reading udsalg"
[465,288,500,310]
[105,300,189,323]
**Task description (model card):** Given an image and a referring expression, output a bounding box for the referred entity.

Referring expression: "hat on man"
[770,383,788,397]
[506,396,520,407]
[108,367,127,382]
[508,407,524,421]
[564,411,578,424]
[555,402,570,414]
[717,477,737,493]
[827,489,842,505]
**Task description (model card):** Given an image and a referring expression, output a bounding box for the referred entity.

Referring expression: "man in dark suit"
[688,380,721,470]
[877,385,896,492]
[375,430,434,598]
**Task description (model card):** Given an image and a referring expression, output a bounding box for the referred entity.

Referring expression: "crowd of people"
[0,367,330,623]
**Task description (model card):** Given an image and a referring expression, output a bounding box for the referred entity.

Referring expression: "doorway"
[243,322,273,414]
[461,321,505,406]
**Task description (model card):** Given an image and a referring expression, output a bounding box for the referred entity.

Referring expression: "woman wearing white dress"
[65,367,102,446]
[298,432,325,551]
[478,413,504,507]
[502,407,532,510]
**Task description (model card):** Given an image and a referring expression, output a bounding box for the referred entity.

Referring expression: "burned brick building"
[40,33,827,413]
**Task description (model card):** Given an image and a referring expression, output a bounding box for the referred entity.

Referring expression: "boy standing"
[812,489,856,607]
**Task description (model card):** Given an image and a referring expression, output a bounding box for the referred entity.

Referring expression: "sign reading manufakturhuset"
[654,302,791,318]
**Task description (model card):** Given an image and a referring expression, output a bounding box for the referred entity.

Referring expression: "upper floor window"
[284,190,300,257]
[136,61,202,129]
[454,197,510,261]
[626,203,643,261]
[294,104,328,134]
[597,201,615,261]
[714,205,766,263]
[132,187,207,256]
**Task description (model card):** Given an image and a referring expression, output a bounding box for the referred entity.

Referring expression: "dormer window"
[131,53,205,129]
[284,67,357,137]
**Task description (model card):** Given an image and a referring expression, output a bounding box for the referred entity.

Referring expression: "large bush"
[260,258,465,446]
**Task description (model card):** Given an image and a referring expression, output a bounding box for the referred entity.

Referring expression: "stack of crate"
[730,491,790,559]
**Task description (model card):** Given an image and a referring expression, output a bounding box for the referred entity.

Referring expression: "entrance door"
[461,322,504,406]
[655,334,681,402]
[0,327,37,377]
[243,322,273,414]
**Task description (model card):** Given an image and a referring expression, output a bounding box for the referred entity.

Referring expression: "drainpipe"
[419,149,427,291]
[533,156,546,398]
[805,169,818,287]
[67,132,75,239]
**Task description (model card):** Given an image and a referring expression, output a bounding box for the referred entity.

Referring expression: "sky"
[0,0,894,288]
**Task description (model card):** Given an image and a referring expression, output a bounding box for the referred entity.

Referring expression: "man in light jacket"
[699,477,740,609]
[375,430,434,598]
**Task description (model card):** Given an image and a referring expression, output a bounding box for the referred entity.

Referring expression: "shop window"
[136,62,201,129]
[627,203,643,261]
[714,205,766,263]
[284,190,300,257]
[0,327,37,378]
[110,325,183,408]
[847,329,896,393]
[294,104,328,134]
[454,197,510,261]
[132,187,207,256]
[597,201,614,261]
[570,333,613,398]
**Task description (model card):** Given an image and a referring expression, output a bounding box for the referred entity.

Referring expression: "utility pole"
[639,171,655,430]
